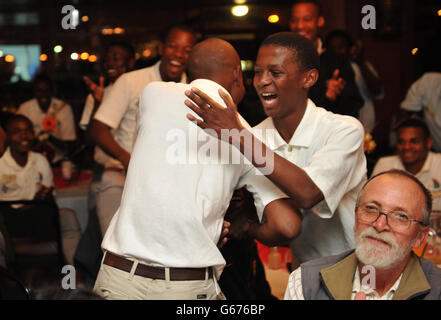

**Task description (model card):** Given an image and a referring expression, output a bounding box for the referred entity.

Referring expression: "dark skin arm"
[225,188,301,246]
[88,119,131,170]
[185,87,324,209]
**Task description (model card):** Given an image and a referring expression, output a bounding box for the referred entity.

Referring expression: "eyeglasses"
[356,203,426,231]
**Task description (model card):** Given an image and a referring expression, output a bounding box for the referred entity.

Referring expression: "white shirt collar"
[2,148,31,170]
[352,266,403,300]
[189,79,231,106]
[155,60,188,83]
[258,99,319,151]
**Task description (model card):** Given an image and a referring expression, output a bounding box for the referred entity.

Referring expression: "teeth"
[170,60,182,66]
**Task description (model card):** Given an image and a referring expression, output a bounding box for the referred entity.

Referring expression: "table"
[53,169,92,233]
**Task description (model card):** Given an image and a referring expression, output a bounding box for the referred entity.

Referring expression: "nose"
[372,212,391,232]
[255,71,272,88]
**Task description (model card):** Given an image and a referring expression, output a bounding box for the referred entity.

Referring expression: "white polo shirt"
[0,148,53,201]
[102,79,287,278]
[253,99,367,263]
[401,72,441,152]
[372,152,441,210]
[79,85,114,166]
[93,61,187,168]
[17,97,77,141]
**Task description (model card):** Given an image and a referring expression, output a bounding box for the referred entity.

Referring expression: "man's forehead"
[360,174,425,211]
[292,3,320,17]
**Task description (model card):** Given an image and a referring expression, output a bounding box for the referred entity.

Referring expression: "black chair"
[0,200,64,275]
[0,266,31,300]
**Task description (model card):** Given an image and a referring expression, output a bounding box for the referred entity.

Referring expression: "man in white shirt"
[372,118,441,210]
[93,38,302,300]
[185,32,366,265]
[400,72,441,152]
[17,74,77,163]
[284,170,441,300]
[0,115,81,266]
[88,26,197,236]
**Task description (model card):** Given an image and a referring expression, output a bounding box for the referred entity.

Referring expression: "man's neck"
[272,99,308,143]
[358,257,409,297]
[10,149,29,167]
[404,156,428,175]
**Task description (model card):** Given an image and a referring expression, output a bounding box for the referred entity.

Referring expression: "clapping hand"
[325,69,346,101]
[83,76,105,103]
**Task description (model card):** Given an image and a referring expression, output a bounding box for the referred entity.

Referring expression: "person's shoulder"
[420,72,441,82]
[29,151,50,165]
[143,80,186,95]
[314,104,364,134]
[17,98,36,111]
[301,251,352,269]
[376,154,400,163]
[252,117,273,130]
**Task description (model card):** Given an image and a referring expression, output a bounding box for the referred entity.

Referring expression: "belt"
[103,252,213,281]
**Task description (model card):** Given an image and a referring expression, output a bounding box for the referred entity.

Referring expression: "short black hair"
[394,117,430,139]
[260,32,320,72]
[162,25,197,42]
[107,41,135,59]
[5,114,33,133]
[32,73,53,89]
[292,0,322,16]
[324,29,354,49]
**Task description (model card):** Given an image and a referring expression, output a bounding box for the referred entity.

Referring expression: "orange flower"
[42,116,57,131]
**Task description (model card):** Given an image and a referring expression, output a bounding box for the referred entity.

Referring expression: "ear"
[158,42,164,56]
[426,137,434,150]
[233,65,243,87]
[318,16,325,28]
[412,226,430,250]
[303,69,319,89]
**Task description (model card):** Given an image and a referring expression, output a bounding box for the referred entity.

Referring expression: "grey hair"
[356,169,432,226]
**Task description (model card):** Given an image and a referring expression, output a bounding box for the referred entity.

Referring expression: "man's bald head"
[188,39,237,80]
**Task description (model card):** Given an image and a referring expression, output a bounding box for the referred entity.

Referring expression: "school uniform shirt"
[93,61,187,168]
[102,79,288,279]
[253,99,367,263]
[0,148,53,201]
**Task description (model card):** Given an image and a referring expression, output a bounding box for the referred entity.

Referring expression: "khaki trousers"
[93,252,226,300]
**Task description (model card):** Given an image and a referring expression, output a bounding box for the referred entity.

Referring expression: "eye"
[365,205,378,212]
[270,70,282,76]
[254,69,263,75]
[392,212,409,222]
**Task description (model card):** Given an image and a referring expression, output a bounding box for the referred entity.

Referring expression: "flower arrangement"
[42,115,57,132]
[364,133,376,154]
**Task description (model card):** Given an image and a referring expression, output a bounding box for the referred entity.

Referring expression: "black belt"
[103,252,213,281]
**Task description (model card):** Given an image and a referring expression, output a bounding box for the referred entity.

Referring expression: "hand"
[84,76,105,103]
[184,87,244,144]
[354,291,367,300]
[325,69,346,101]
[217,220,231,249]
[118,151,131,172]
[34,186,54,201]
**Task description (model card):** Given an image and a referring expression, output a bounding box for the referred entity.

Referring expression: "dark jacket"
[309,51,364,119]
[300,250,441,300]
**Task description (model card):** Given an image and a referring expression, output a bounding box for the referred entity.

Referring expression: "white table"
[54,172,91,233]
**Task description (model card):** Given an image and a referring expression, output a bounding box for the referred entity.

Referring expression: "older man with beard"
[284,169,441,300]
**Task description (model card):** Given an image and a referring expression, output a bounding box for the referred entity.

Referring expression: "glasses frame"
[356,203,427,231]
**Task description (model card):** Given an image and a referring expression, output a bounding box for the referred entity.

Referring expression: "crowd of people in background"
[0,0,440,301]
